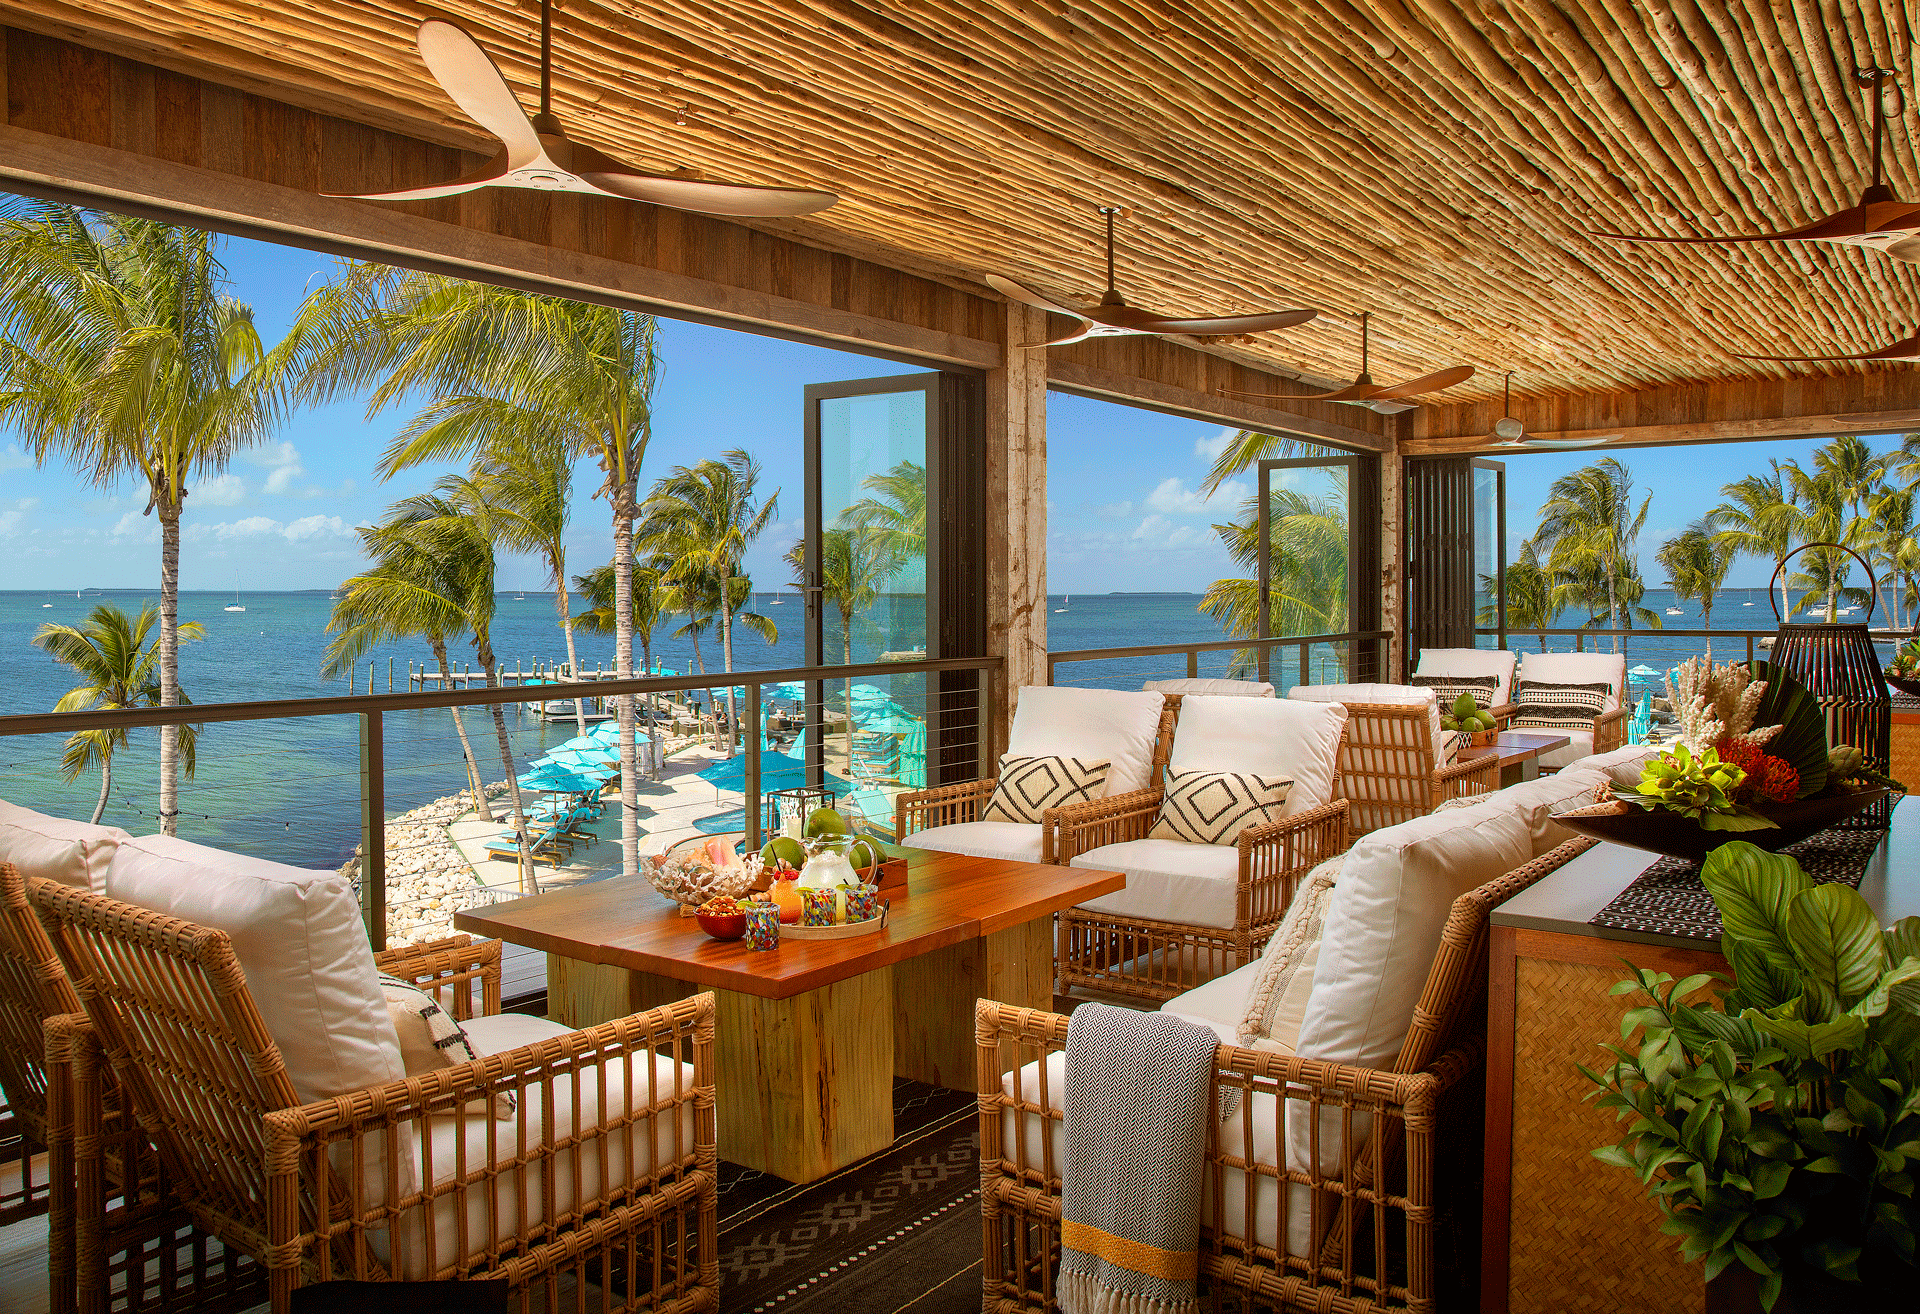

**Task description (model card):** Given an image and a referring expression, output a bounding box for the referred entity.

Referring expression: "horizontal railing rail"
[1048,629,1391,690]
[1478,625,1918,668]
[0,653,1000,956]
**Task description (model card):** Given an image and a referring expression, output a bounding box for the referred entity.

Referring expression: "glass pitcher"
[796,833,859,891]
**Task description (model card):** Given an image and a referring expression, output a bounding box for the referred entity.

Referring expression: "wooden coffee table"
[1458,731,1573,787]
[456,847,1122,1183]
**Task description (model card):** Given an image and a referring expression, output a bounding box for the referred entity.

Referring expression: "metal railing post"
[359,710,386,951]
[745,684,762,852]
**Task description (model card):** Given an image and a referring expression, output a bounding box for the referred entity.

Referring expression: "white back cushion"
[1296,801,1531,1070]
[1287,683,1447,764]
[1484,767,1609,856]
[1575,743,1660,789]
[0,799,130,893]
[1143,678,1275,698]
[1169,695,1347,815]
[1516,652,1626,712]
[1414,648,1517,705]
[106,836,404,1104]
[1007,686,1166,796]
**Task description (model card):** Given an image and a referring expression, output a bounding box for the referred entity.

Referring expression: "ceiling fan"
[1218,312,1474,414]
[1485,371,1612,447]
[1732,328,1920,366]
[1595,68,1920,262]
[985,207,1318,347]
[330,0,837,217]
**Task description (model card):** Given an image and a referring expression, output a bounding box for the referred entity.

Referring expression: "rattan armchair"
[1336,702,1502,835]
[30,879,718,1314]
[975,836,1599,1313]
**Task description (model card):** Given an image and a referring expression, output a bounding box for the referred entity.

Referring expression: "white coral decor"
[646,853,757,911]
[1666,657,1770,754]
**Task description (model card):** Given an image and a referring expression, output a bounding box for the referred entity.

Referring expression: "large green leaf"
[1788,884,1887,1006]
[1702,842,1811,972]
[1885,916,1920,968]
[1749,662,1829,797]
[1725,937,1801,1011]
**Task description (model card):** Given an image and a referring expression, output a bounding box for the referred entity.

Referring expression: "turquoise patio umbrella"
[537,747,616,774]
[899,723,928,789]
[858,711,923,734]
[518,763,609,793]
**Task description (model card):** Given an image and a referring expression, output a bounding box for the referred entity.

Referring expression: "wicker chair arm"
[895,777,997,837]
[1593,704,1630,755]
[1235,797,1349,852]
[1486,701,1520,731]
[372,934,503,1020]
[1048,788,1165,863]
[1432,754,1501,807]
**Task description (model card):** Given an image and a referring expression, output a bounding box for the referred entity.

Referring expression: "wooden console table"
[1482,798,1919,1314]
[457,847,1121,1183]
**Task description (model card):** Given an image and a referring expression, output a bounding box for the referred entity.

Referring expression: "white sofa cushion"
[1296,801,1531,1072]
[1159,959,1261,1044]
[1007,686,1166,796]
[1576,743,1660,789]
[106,836,404,1104]
[379,1013,698,1279]
[1414,648,1516,706]
[0,800,130,893]
[1535,727,1593,771]
[1237,858,1339,1049]
[1071,838,1241,929]
[1485,767,1609,856]
[1143,678,1275,698]
[902,821,1043,864]
[1288,682,1452,765]
[1168,694,1347,816]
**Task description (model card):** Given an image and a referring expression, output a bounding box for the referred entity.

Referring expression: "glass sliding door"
[1257,456,1360,691]
[1472,459,1507,648]
[801,375,942,836]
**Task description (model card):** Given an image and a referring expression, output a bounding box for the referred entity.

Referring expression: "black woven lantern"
[1766,543,1892,829]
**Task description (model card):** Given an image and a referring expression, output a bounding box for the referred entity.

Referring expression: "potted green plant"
[1583,841,1920,1310]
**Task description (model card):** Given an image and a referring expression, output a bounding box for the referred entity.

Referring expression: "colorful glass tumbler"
[801,887,838,927]
[844,883,882,924]
[744,902,780,951]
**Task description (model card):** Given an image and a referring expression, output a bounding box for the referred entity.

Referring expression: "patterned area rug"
[1589,826,1886,940]
[716,1078,982,1314]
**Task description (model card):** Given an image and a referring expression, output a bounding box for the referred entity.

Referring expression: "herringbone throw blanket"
[1059,1003,1219,1314]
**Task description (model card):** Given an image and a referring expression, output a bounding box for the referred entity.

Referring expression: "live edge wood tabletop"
[456,846,1123,1185]
[1482,797,1920,1314]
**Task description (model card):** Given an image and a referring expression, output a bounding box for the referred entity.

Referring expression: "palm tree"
[639,450,780,755]
[1529,458,1650,651]
[1708,462,1802,621]
[443,442,586,734]
[1197,430,1345,495]
[32,603,201,824]
[1656,520,1734,657]
[575,562,669,679]
[786,528,892,759]
[281,266,658,878]
[1862,486,1917,629]
[0,203,280,836]
[326,547,491,819]
[841,460,928,565]
[1782,463,1849,621]
[1202,487,1349,677]
[1477,542,1553,649]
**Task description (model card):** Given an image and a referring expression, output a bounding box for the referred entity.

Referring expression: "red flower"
[1755,755,1800,805]
[1715,737,1764,776]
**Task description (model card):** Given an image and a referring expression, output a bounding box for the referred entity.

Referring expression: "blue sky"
[0,218,1906,595]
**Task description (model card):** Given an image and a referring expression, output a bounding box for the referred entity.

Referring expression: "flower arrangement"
[1885,638,1920,693]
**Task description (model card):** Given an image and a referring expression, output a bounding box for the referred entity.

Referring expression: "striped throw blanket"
[1059,1004,1220,1314]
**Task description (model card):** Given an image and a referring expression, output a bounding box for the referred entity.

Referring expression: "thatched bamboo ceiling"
[14,0,1920,404]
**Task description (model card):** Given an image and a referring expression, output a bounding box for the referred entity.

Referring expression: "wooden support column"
[985,304,1050,738]
[1381,421,1406,681]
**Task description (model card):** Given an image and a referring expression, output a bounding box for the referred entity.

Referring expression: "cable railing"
[1047,629,1392,695]
[1477,625,1918,668]
[0,654,1000,960]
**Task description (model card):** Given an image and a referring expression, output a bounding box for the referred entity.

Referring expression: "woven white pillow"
[1237,856,1340,1050]
[981,754,1110,823]
[1149,767,1292,845]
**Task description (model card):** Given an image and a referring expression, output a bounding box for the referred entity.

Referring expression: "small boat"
[41,591,51,608]
[224,574,246,613]
[1665,607,1683,615]
[1054,593,1070,614]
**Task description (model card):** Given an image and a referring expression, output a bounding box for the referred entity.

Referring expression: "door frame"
[1257,455,1365,686]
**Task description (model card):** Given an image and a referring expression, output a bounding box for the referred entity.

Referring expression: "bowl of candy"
[694,895,748,941]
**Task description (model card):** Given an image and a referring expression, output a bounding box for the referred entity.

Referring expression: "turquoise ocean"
[0,586,1828,869]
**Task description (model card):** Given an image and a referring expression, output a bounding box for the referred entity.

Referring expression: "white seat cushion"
[902,821,1043,864]
[0,800,130,893]
[1536,728,1594,771]
[1413,648,1517,706]
[1159,959,1261,1044]
[379,1013,698,1279]
[1007,686,1166,796]
[1143,678,1275,698]
[1516,652,1627,708]
[1166,695,1347,816]
[1071,838,1241,929]
[1287,683,1451,765]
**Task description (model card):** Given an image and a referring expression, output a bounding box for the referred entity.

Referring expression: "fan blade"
[325,152,511,201]
[1129,309,1318,335]
[1733,332,1920,364]
[579,170,837,217]
[1883,234,1920,263]
[985,274,1085,318]
[1591,205,1873,246]
[1369,365,1475,400]
[417,21,541,165]
[1015,320,1097,348]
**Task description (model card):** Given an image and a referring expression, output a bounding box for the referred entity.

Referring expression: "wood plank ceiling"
[10,0,1920,408]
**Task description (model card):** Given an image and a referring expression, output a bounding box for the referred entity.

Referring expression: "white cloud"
[264,464,306,496]
[14,497,38,512]
[1143,475,1246,516]
[195,474,248,506]
[245,441,311,496]
[186,514,355,544]
[1194,428,1235,462]
[1094,500,1135,518]
[284,514,352,541]
[0,444,31,472]
[110,511,158,542]
[245,441,303,470]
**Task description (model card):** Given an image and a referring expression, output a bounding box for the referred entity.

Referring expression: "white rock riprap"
[341,784,506,946]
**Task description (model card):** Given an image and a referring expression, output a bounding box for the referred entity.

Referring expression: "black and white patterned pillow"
[1512,679,1614,731]
[1411,673,1503,709]
[982,754,1110,824]
[1148,767,1293,846]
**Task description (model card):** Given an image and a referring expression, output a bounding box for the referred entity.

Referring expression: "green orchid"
[1617,744,1778,833]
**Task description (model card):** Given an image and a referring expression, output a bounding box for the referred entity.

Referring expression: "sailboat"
[224,573,246,613]
[1743,585,1755,606]
[1054,594,1070,614]
[41,592,51,608]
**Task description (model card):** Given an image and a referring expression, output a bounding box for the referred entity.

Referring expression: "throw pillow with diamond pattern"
[1148,766,1293,845]
[981,754,1111,824]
